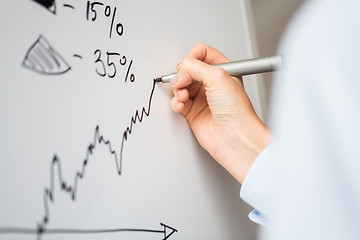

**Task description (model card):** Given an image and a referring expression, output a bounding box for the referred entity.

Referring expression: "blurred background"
[249,0,304,123]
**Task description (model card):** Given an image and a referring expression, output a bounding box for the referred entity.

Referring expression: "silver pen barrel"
[214,55,282,77]
[158,55,283,83]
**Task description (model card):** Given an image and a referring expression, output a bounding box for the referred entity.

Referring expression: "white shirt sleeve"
[240,142,281,228]
[247,1,360,239]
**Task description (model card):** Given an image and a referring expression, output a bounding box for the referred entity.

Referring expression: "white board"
[0,0,258,239]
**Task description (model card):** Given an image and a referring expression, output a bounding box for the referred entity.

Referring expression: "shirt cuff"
[240,142,280,227]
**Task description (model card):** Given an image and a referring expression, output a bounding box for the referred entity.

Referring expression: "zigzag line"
[36,80,157,238]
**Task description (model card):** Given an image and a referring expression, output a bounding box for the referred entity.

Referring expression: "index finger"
[185,43,231,65]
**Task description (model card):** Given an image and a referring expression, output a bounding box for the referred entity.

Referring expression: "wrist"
[213,121,272,184]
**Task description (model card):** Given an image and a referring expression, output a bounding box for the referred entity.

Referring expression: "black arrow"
[0,222,177,240]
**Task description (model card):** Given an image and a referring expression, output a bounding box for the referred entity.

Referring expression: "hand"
[170,43,272,184]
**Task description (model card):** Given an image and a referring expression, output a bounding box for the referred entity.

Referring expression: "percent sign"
[86,1,124,38]
[93,49,135,82]
[125,60,135,82]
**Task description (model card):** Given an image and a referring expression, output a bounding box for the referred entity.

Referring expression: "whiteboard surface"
[0,0,257,239]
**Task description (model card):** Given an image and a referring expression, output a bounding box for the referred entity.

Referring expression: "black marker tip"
[154,78,162,83]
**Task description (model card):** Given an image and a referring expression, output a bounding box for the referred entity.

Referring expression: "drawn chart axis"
[0,222,178,240]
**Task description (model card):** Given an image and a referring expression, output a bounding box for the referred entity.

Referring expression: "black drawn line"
[120,80,156,166]
[63,4,74,9]
[73,54,83,59]
[0,223,177,240]
[22,35,71,75]
[0,80,164,240]
[31,0,56,14]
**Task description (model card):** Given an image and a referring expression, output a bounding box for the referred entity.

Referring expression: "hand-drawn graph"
[22,35,71,75]
[0,80,177,239]
[4,1,178,239]
[31,0,56,14]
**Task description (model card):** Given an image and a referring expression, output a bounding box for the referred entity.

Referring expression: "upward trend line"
[120,79,156,175]
[29,79,161,238]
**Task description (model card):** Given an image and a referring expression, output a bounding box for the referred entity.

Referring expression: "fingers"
[170,97,193,117]
[172,88,189,102]
[176,63,182,71]
[170,85,194,117]
[186,42,230,65]
[171,42,232,90]
[170,87,191,116]
[171,58,233,90]
[170,43,233,118]
[172,83,200,101]
[188,83,201,99]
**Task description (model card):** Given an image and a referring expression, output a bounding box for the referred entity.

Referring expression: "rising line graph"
[0,80,177,239]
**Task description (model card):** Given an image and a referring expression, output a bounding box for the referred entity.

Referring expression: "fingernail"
[170,75,178,85]
[176,89,183,97]
[176,63,182,70]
